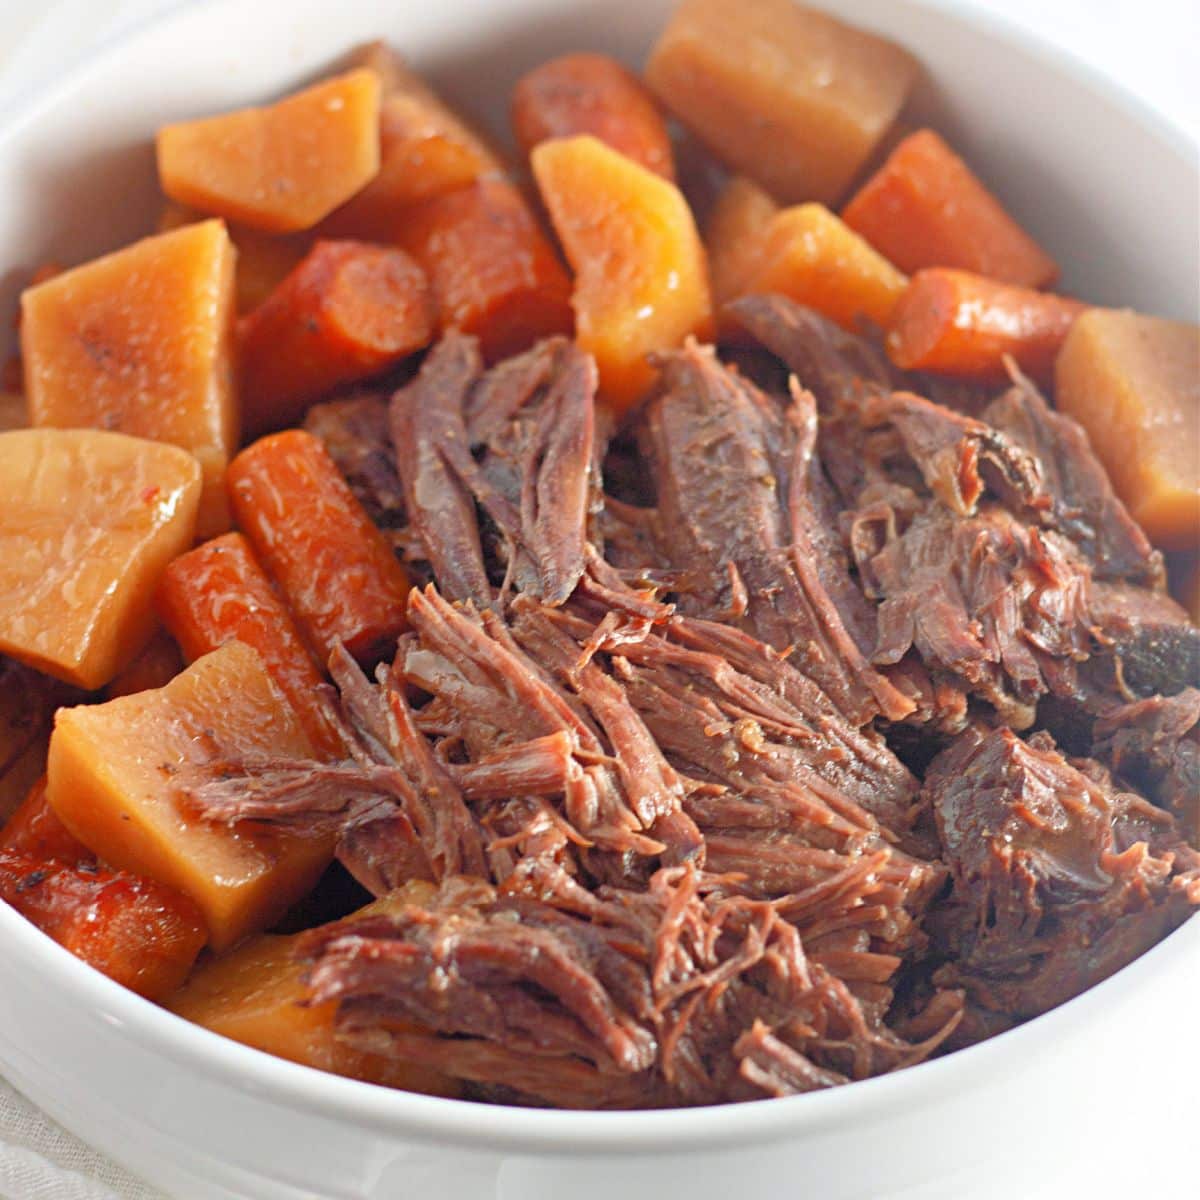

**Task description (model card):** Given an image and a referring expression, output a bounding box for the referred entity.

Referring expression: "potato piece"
[0,430,200,689]
[705,176,779,306]
[1056,310,1200,549]
[159,201,309,314]
[0,393,26,432]
[46,641,332,951]
[22,220,237,538]
[168,924,459,1095]
[646,0,919,205]
[322,46,499,240]
[532,135,713,414]
[744,203,907,331]
[158,69,381,234]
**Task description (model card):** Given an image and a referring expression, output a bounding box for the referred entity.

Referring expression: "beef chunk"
[926,725,1199,1018]
[300,867,960,1108]
[638,341,912,724]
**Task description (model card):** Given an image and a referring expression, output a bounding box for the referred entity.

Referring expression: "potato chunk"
[0,430,200,689]
[157,69,381,234]
[46,641,333,950]
[532,135,712,413]
[745,203,907,330]
[1056,310,1199,549]
[646,0,918,205]
[22,221,237,538]
[168,906,460,1096]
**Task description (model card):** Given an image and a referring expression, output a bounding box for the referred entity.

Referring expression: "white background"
[0,2,1194,1198]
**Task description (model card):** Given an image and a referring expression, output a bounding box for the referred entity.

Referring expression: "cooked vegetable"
[0,849,206,1000]
[886,268,1088,382]
[1,776,89,863]
[158,532,347,758]
[392,177,574,362]
[227,430,411,666]
[167,891,460,1096]
[646,0,918,204]
[239,240,434,435]
[158,201,309,313]
[46,640,332,951]
[321,44,499,240]
[157,69,381,234]
[21,220,237,538]
[512,53,675,179]
[532,135,713,413]
[0,429,201,689]
[842,129,1059,288]
[704,175,779,305]
[744,203,907,330]
[0,392,25,432]
[104,630,184,700]
[1056,310,1199,548]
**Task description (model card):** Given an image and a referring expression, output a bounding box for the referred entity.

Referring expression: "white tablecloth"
[0,1,1194,1197]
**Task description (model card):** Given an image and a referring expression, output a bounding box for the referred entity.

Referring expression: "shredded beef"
[925,725,1198,1018]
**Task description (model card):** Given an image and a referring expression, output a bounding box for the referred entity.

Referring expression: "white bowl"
[0,2,1195,1198]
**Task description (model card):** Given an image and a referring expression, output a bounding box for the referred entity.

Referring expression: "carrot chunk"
[512,53,675,179]
[158,532,346,758]
[21,221,237,538]
[1,777,88,864]
[391,177,574,362]
[745,203,907,331]
[158,69,381,234]
[842,129,1059,289]
[0,849,206,1000]
[228,430,410,666]
[321,45,500,240]
[886,269,1088,383]
[104,630,184,700]
[532,135,712,414]
[705,175,779,305]
[239,240,434,436]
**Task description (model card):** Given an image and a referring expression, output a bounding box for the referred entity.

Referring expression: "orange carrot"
[1,776,89,864]
[239,240,435,436]
[227,431,411,667]
[391,177,574,362]
[105,630,184,700]
[512,53,675,179]
[886,268,1089,382]
[158,533,346,759]
[843,129,1059,289]
[0,848,206,1000]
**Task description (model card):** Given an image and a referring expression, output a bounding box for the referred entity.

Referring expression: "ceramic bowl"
[0,2,1195,1197]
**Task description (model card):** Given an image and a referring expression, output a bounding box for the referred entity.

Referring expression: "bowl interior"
[0,0,1195,1172]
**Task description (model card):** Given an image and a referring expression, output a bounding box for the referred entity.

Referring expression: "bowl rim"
[0,0,1196,1158]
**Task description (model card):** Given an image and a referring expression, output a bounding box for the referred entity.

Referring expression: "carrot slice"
[842,129,1058,289]
[157,69,381,234]
[392,177,574,362]
[512,53,675,179]
[239,240,434,436]
[228,430,411,666]
[886,268,1088,383]
[1,776,88,864]
[0,848,205,1000]
[158,532,346,758]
